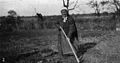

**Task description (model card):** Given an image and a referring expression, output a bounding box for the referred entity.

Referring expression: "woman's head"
[61,9,69,17]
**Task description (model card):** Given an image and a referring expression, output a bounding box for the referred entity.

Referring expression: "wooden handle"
[59,26,80,63]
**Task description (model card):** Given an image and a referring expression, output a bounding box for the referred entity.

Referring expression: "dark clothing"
[5,16,17,31]
[57,16,79,55]
[37,13,43,21]
[37,13,44,29]
[6,16,16,25]
[58,16,78,41]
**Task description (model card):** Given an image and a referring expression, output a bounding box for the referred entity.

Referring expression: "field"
[0,15,120,63]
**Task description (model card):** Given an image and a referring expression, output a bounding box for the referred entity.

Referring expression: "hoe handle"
[59,26,80,63]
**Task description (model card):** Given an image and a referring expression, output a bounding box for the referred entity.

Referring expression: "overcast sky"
[0,0,96,16]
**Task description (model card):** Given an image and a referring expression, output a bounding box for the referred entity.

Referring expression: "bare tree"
[62,0,79,11]
[100,0,120,30]
[87,0,101,16]
[100,0,120,16]
[111,0,120,14]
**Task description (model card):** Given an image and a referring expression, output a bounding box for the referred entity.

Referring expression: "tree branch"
[63,0,67,7]
[68,0,79,10]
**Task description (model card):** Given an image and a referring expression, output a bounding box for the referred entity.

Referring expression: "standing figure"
[36,13,44,29]
[57,9,79,56]
[5,10,18,32]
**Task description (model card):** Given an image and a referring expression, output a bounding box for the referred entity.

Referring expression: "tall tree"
[62,0,79,11]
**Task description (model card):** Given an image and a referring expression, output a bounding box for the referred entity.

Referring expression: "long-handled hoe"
[59,26,80,63]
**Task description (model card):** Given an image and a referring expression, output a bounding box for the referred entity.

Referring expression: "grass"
[1,29,120,63]
[0,15,120,63]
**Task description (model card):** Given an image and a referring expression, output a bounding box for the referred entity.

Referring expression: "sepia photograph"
[0,0,120,63]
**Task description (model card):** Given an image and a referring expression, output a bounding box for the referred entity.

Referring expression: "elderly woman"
[57,9,79,56]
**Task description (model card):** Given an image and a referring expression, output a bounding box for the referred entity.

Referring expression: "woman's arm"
[68,17,76,38]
